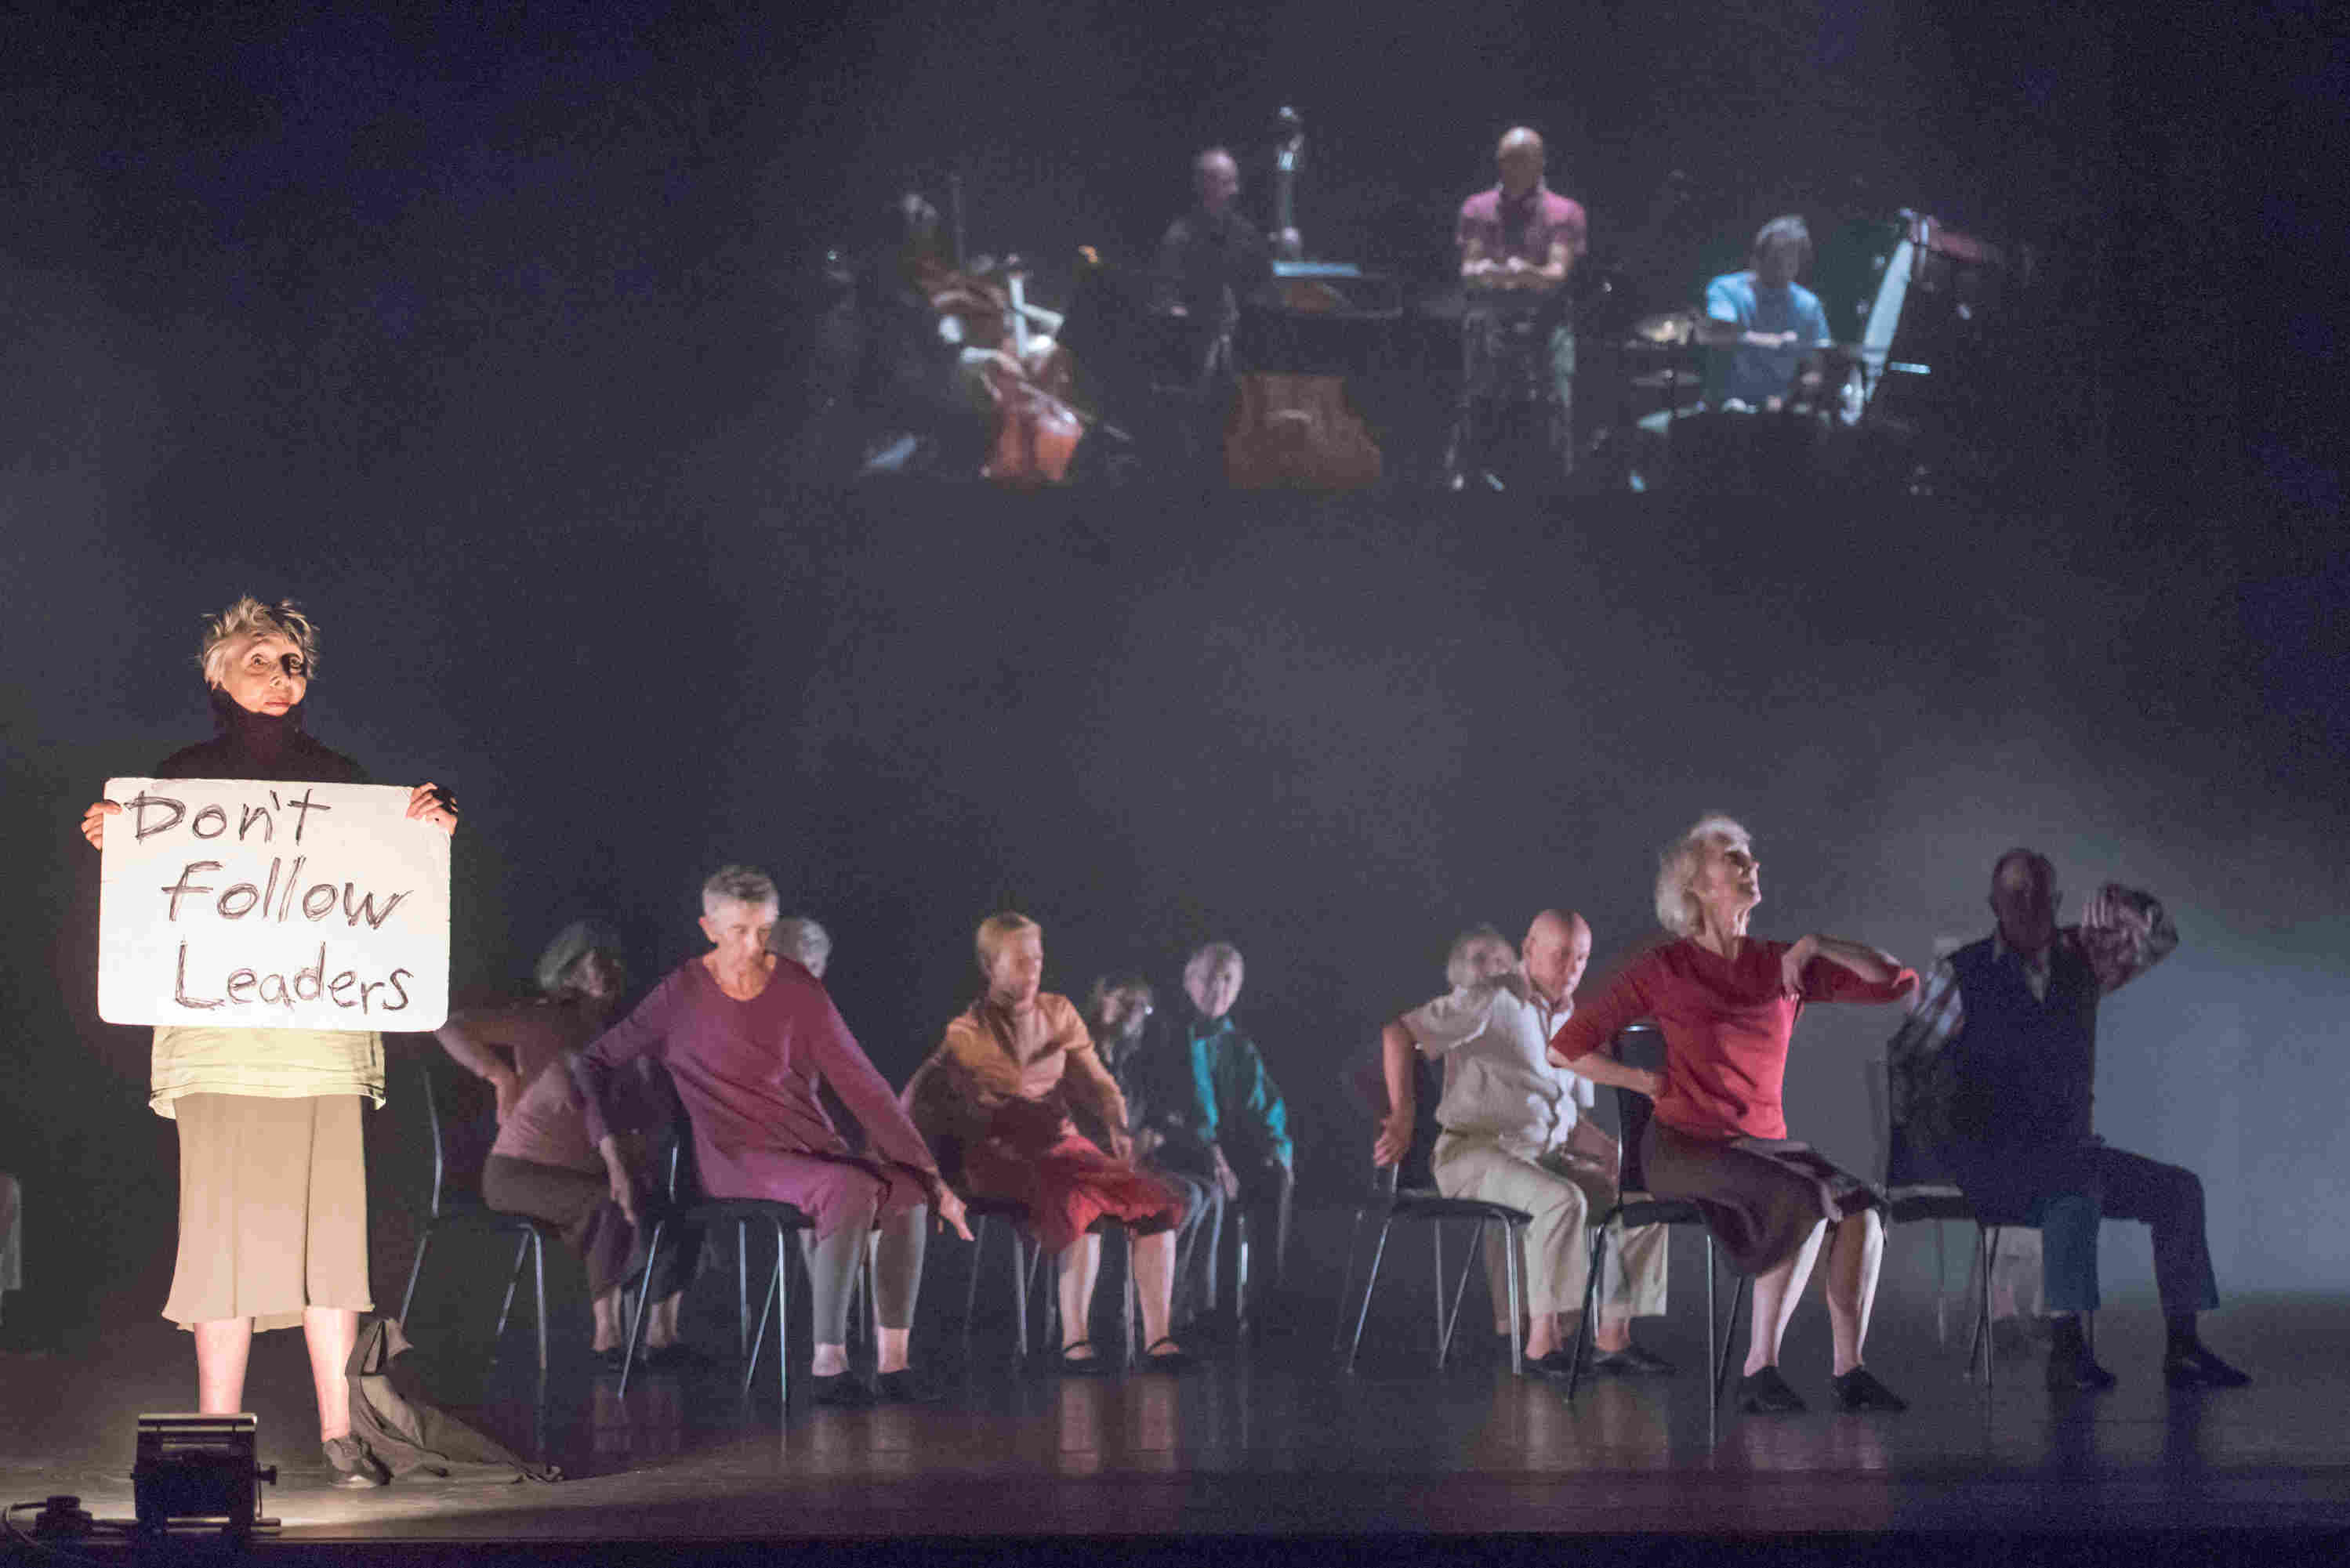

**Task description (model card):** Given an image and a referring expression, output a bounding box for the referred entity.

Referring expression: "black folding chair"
[1335,1056,1532,1376]
[618,1133,873,1406]
[1866,1055,2082,1389]
[1565,1079,1752,1410]
[960,1194,1037,1358]
[400,1055,561,1377]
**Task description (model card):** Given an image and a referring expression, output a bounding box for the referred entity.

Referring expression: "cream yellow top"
[150,1025,385,1117]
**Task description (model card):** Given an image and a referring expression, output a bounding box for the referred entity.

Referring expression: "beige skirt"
[165,1094,371,1331]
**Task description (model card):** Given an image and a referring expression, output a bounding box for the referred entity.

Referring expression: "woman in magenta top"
[571,865,970,1404]
[1548,814,1917,1416]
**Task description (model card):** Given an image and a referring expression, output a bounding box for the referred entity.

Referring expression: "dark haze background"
[2,1,2342,1353]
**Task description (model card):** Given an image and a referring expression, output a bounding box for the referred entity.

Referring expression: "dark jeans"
[1943,1141,2219,1316]
[1225,1151,1293,1316]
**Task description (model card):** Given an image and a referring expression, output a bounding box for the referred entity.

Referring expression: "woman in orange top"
[901,913,1191,1372]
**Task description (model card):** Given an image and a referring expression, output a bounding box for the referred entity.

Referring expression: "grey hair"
[199,596,319,686]
[1183,940,1244,993]
[1656,814,1753,938]
[1444,924,1512,990]
[771,915,832,969]
[974,911,1041,976]
[535,919,624,997]
[701,864,779,916]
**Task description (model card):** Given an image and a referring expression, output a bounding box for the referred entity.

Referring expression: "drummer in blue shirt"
[1699,215,1834,410]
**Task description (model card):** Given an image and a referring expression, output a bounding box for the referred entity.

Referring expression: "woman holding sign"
[80,596,457,1488]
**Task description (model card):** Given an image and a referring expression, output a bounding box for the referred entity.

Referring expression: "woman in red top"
[1549,814,1917,1415]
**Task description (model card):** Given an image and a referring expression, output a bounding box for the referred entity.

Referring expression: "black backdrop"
[2,0,2342,1348]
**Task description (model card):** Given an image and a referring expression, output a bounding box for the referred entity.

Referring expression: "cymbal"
[1629,310,1697,345]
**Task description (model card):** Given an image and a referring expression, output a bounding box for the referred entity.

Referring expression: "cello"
[1224,107,1383,491]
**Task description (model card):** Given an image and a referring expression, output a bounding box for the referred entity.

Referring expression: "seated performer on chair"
[570,866,969,1406]
[1451,125,1587,489]
[1376,916,1671,1377]
[1086,974,1224,1332]
[901,914,1193,1372]
[1167,942,1293,1325]
[1549,816,1918,1414]
[436,921,696,1367]
[1886,849,2249,1392]
[1696,215,1833,413]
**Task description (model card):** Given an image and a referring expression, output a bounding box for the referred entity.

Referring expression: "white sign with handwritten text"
[97,777,449,1030]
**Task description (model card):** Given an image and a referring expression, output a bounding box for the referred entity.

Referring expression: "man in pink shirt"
[1451,126,1588,489]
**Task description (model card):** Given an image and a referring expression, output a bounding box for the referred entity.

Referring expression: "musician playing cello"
[1452,126,1587,489]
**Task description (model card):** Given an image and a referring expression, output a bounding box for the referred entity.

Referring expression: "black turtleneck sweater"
[154,689,369,784]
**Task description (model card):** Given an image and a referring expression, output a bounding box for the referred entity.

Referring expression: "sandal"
[1141,1335,1197,1373]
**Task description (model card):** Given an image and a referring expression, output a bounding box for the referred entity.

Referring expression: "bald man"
[1450,127,1589,490]
[1888,852,2247,1391]
[1155,148,1278,385]
[1377,913,1669,1375]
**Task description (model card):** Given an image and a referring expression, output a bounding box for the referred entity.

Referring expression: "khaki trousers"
[1432,1129,1668,1327]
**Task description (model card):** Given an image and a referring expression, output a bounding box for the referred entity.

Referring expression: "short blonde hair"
[975,911,1040,976]
[199,596,319,687]
[1444,924,1512,989]
[1656,814,1752,938]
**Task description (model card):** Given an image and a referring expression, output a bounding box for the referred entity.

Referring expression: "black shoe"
[593,1346,627,1374]
[1831,1367,1910,1411]
[1054,1340,1113,1375]
[1594,1342,1676,1377]
[874,1368,937,1403]
[2045,1346,2119,1392]
[1141,1336,1198,1373]
[323,1436,388,1489]
[810,1370,876,1407]
[1521,1348,1583,1379]
[1736,1367,1807,1414]
[2163,1345,2250,1389]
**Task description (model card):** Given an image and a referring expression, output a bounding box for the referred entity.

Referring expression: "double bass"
[1224,108,1383,491]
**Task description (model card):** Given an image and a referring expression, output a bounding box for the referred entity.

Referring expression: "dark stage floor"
[5,1232,2348,1557]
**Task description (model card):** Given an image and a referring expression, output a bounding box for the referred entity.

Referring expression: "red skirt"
[962,1108,1184,1255]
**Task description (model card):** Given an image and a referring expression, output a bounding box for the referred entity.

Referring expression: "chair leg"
[1501,1222,1524,1380]
[1715,1273,1751,1409]
[619,1218,667,1396]
[1122,1228,1138,1368]
[742,1248,780,1401]
[963,1215,988,1345]
[738,1220,751,1362]
[1345,1218,1396,1372]
[1429,1221,1445,1361]
[1331,1202,1373,1353]
[1978,1225,1999,1391]
[776,1222,791,1410]
[1567,1222,1607,1402]
[531,1230,549,1379]
[1438,1224,1482,1367]
[494,1233,529,1346]
[399,1229,433,1325]
[1935,1219,1950,1349]
[1234,1211,1251,1337]
[1011,1228,1031,1360]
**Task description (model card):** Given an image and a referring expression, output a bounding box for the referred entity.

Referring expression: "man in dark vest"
[1886,849,2247,1392]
